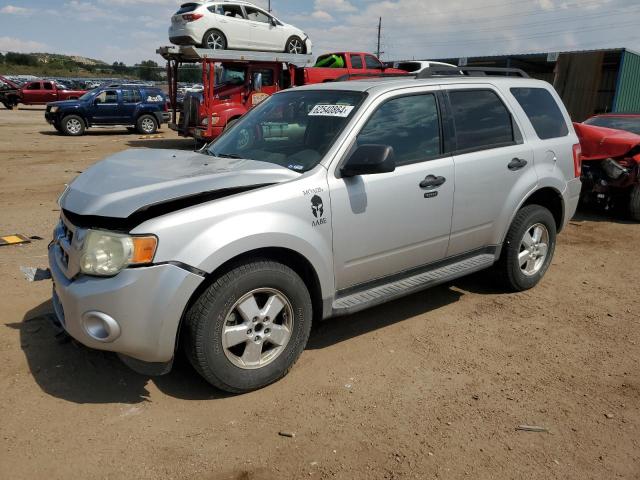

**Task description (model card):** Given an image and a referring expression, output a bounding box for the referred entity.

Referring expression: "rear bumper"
[170,35,199,46]
[563,177,582,227]
[48,244,204,364]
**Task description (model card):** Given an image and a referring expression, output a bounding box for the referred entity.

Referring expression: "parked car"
[303,52,408,84]
[0,75,21,109]
[388,60,459,74]
[49,73,581,392]
[44,85,169,136]
[575,121,640,220]
[583,113,640,135]
[19,80,87,105]
[169,1,312,53]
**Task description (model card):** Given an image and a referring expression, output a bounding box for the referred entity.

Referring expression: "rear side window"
[357,94,441,166]
[43,82,54,90]
[511,87,569,139]
[122,89,142,103]
[176,3,198,14]
[350,54,363,69]
[26,83,40,90]
[449,89,515,152]
[253,68,274,87]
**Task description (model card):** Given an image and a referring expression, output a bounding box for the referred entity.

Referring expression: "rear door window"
[122,89,142,103]
[350,54,363,69]
[448,89,516,152]
[26,82,41,90]
[221,5,245,18]
[357,93,441,166]
[510,87,569,139]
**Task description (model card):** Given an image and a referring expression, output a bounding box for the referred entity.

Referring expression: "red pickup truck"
[19,80,87,105]
[300,51,407,84]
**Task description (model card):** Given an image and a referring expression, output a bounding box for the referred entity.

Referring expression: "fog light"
[81,311,121,343]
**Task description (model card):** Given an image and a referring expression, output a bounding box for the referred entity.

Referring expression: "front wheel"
[285,36,305,54]
[495,204,557,292]
[2,101,14,110]
[183,260,312,393]
[61,115,85,136]
[629,185,640,221]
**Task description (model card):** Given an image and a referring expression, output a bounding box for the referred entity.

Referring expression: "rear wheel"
[202,29,227,50]
[61,115,85,136]
[495,204,557,291]
[285,36,305,54]
[136,114,157,134]
[629,185,640,221]
[183,260,312,393]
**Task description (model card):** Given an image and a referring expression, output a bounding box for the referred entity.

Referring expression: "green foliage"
[6,52,38,66]
[178,64,202,83]
[137,60,162,81]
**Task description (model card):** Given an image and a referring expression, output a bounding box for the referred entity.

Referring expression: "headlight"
[50,106,59,113]
[79,230,158,276]
[201,116,219,126]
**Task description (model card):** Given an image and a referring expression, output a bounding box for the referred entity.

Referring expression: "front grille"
[53,214,81,279]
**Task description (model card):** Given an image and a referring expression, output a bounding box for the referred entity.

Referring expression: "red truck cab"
[19,80,87,105]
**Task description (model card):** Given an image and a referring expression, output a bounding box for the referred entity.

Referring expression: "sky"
[0,0,639,65]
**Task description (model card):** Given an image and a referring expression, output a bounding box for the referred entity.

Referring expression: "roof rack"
[333,72,414,82]
[157,45,314,67]
[416,66,529,78]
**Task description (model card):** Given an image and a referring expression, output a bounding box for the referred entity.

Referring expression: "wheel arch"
[521,187,565,232]
[175,246,324,353]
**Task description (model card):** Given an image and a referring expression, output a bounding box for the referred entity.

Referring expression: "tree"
[137,59,161,81]
[0,52,4,64]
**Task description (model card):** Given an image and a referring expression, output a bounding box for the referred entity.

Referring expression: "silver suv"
[49,74,582,392]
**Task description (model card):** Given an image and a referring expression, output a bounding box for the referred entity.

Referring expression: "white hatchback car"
[169,1,312,54]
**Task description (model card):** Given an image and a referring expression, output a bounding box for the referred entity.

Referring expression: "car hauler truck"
[158,46,407,142]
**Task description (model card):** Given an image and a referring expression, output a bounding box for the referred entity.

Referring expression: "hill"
[0,51,128,78]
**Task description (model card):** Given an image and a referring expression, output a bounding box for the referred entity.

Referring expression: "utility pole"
[376,17,382,58]
[268,0,271,12]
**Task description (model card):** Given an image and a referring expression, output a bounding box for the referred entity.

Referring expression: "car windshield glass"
[584,116,640,135]
[79,90,97,101]
[207,90,366,173]
[220,66,246,86]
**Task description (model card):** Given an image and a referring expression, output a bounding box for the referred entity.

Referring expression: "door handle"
[419,175,446,189]
[508,158,528,171]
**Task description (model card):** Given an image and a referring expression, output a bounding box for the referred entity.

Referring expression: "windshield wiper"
[212,152,243,159]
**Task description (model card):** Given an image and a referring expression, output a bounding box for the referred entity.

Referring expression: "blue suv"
[45,85,170,136]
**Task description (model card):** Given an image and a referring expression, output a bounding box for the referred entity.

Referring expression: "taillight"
[164,102,169,112]
[572,143,582,178]
[182,13,203,22]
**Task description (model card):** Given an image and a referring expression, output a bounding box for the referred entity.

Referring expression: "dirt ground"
[0,107,638,480]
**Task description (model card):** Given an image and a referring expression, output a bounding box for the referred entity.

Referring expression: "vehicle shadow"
[572,207,636,224]
[13,277,488,404]
[7,300,227,405]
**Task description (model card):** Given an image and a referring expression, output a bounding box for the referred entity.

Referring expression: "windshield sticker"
[308,104,354,118]
[288,164,304,171]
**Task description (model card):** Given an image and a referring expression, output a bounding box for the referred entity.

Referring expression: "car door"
[24,81,44,103]
[329,89,455,290]
[243,6,277,50]
[91,89,121,124]
[120,88,142,124]
[42,81,57,103]
[444,86,537,257]
[364,54,384,74]
[217,4,250,49]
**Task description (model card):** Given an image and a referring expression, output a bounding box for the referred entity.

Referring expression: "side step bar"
[332,253,495,316]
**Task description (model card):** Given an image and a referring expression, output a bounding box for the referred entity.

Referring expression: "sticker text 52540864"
[308,105,355,118]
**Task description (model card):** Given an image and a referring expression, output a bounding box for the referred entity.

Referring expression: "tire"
[61,115,85,136]
[2,101,13,110]
[202,29,227,50]
[495,204,557,292]
[136,114,157,134]
[285,36,305,54]
[183,260,313,393]
[630,185,640,221]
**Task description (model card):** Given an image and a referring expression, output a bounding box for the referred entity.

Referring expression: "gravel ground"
[0,108,638,480]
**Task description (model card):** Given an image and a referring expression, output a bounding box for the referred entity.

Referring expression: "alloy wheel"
[66,118,82,135]
[221,288,294,370]
[206,33,225,49]
[518,223,549,276]
[287,39,303,54]
[141,117,155,133]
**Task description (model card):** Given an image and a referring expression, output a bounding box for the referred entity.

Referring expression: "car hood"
[48,99,83,108]
[60,149,299,220]
[574,122,640,163]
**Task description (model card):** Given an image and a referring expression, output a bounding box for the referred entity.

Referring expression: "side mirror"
[252,72,263,93]
[341,144,395,177]
[270,17,278,27]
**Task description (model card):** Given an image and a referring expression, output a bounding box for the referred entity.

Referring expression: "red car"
[19,80,87,105]
[583,113,640,135]
[302,52,407,84]
[575,121,640,220]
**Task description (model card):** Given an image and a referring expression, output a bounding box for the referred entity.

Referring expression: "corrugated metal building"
[429,48,640,121]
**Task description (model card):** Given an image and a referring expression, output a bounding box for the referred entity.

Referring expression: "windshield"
[585,116,640,135]
[79,89,98,101]
[208,90,366,172]
[220,66,246,86]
